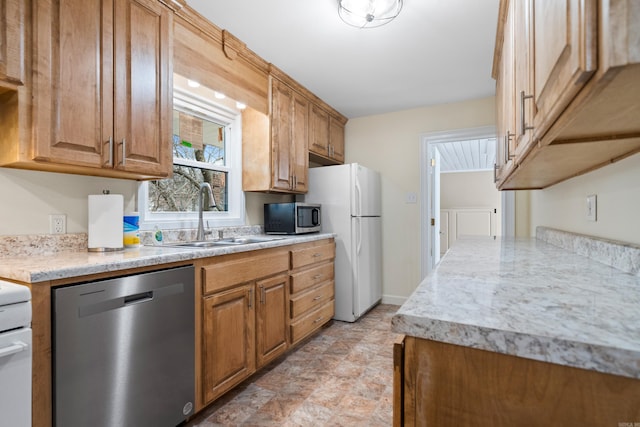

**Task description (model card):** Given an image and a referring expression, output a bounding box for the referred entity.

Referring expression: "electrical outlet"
[405,192,417,204]
[50,214,66,234]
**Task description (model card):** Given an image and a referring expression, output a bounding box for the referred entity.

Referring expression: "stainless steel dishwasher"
[53,265,195,427]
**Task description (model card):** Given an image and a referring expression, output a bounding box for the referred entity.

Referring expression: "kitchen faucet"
[196,182,216,241]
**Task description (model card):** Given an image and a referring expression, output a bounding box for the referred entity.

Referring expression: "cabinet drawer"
[290,262,334,294]
[290,299,334,344]
[290,241,335,269]
[290,280,334,319]
[203,251,289,295]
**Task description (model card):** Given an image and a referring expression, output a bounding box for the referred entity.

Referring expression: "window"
[138,76,244,230]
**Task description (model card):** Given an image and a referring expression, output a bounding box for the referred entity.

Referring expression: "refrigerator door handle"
[354,179,362,217]
[356,217,362,255]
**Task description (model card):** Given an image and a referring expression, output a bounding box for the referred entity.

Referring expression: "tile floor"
[185,303,401,427]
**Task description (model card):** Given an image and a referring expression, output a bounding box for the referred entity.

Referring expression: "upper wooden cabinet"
[243,72,310,194]
[0,0,26,87]
[493,0,640,189]
[1,0,173,180]
[271,78,309,193]
[309,103,347,165]
[243,66,347,194]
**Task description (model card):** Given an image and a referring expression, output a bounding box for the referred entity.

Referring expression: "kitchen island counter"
[391,235,640,379]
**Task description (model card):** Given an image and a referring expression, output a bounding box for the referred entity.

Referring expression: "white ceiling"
[437,138,496,172]
[185,0,500,118]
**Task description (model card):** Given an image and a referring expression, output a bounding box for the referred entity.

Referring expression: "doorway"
[419,126,515,279]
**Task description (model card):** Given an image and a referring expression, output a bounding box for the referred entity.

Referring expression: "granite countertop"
[0,233,335,284]
[391,236,640,380]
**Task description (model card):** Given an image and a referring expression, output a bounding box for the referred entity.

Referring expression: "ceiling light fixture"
[338,0,403,28]
[214,91,226,99]
[187,79,200,88]
[236,102,246,110]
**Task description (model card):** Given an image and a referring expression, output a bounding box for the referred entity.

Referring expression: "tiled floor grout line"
[185,304,401,427]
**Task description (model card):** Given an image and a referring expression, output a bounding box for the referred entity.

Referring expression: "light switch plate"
[405,192,417,204]
[586,194,597,221]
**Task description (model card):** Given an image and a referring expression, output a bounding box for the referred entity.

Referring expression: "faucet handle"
[218,229,224,240]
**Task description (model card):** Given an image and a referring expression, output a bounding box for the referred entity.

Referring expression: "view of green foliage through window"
[148,110,228,213]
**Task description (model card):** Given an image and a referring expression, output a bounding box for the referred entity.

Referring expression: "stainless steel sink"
[163,236,285,249]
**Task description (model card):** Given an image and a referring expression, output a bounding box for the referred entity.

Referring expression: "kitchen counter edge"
[0,233,336,284]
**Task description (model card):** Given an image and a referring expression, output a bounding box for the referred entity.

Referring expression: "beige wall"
[0,167,280,235]
[345,96,496,303]
[529,152,640,245]
[440,171,500,209]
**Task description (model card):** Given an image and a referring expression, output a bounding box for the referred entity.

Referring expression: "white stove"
[0,280,32,427]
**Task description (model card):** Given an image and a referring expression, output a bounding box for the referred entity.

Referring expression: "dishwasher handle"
[124,291,153,305]
[0,341,28,359]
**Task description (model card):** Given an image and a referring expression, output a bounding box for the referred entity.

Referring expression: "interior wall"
[529,152,640,245]
[440,170,500,209]
[345,96,496,303]
[0,167,279,235]
[440,170,502,246]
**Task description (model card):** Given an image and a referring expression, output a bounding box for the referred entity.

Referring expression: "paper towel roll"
[88,194,124,252]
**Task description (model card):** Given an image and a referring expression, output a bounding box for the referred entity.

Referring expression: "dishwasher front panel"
[53,265,195,427]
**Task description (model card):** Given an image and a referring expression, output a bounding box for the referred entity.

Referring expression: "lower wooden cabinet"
[202,283,255,404]
[256,273,289,368]
[394,336,640,426]
[198,238,335,409]
[289,239,336,345]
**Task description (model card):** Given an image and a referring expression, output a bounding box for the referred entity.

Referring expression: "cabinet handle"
[313,316,324,324]
[105,136,113,167]
[493,163,499,183]
[520,91,534,135]
[248,288,253,308]
[312,253,322,258]
[294,175,297,189]
[313,274,322,280]
[290,175,294,191]
[313,295,321,301]
[504,132,515,164]
[260,285,265,304]
[119,138,126,166]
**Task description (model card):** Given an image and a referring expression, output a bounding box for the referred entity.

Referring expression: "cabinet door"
[113,0,172,177]
[33,0,114,168]
[291,91,309,192]
[203,283,255,404]
[0,0,25,85]
[309,104,329,157]
[329,116,345,163]
[513,0,532,157]
[494,0,515,181]
[256,274,289,368]
[531,0,596,138]
[271,79,294,191]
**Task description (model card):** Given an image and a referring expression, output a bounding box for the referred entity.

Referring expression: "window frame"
[137,87,245,231]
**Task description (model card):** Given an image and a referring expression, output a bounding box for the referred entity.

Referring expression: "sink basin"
[163,236,285,249]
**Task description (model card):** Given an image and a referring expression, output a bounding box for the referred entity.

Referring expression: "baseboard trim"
[381,295,406,306]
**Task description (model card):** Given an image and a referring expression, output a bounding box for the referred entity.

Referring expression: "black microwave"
[264,203,321,234]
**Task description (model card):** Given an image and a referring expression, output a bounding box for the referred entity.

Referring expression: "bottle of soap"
[152,226,164,246]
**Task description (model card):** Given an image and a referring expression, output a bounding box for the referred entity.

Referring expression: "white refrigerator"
[302,163,382,322]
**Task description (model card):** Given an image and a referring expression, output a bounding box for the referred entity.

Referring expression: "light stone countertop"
[391,236,640,379]
[0,233,335,284]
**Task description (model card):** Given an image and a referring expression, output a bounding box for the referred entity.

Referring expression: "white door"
[352,216,382,318]
[427,146,441,270]
[351,164,382,217]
